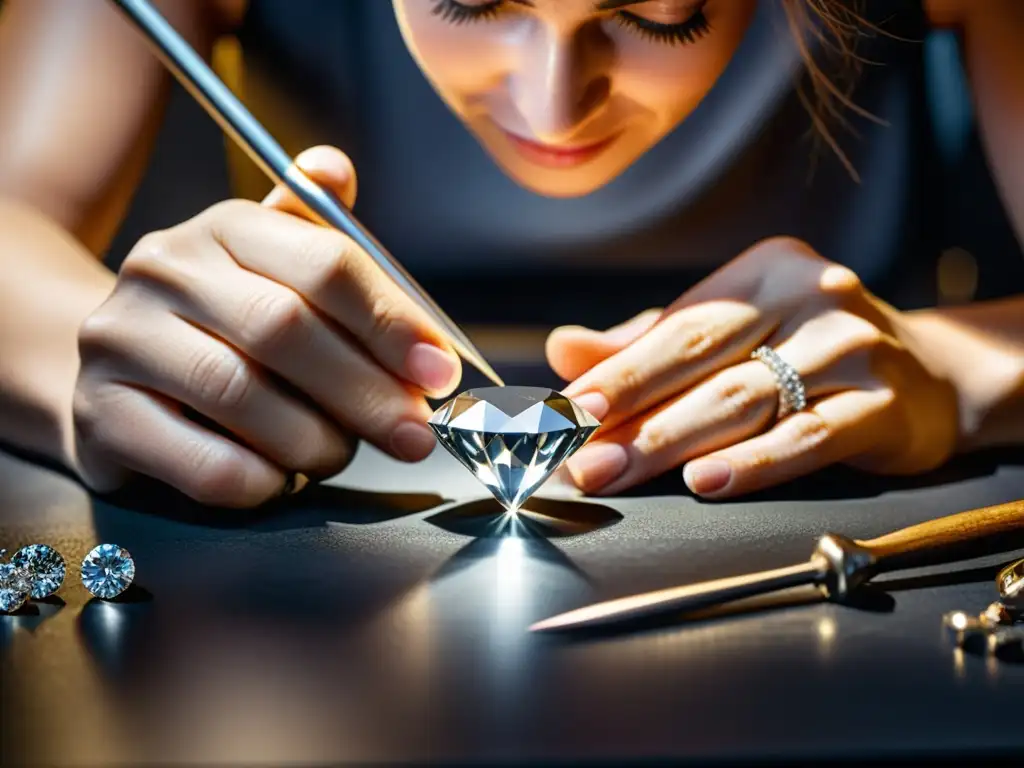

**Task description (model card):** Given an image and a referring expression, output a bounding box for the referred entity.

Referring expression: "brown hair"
[784,0,887,180]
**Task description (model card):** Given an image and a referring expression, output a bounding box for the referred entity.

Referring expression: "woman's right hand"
[72,146,462,508]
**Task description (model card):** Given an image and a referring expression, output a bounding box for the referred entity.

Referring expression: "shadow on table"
[875,562,1012,592]
[95,478,445,531]
[0,597,67,651]
[615,447,1024,502]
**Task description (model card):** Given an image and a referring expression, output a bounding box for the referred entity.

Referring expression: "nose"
[510,21,612,142]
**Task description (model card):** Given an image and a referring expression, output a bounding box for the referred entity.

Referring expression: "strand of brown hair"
[783,0,897,182]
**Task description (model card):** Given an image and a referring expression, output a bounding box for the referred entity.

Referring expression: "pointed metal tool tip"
[528,604,616,633]
[528,616,571,633]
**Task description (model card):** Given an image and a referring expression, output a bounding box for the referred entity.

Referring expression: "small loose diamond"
[81,544,136,600]
[0,562,32,613]
[429,386,600,513]
[12,544,66,599]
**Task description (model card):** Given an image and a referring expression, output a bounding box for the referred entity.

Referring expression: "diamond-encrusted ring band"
[751,345,807,419]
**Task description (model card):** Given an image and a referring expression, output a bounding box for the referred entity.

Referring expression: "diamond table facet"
[0,562,32,613]
[12,544,66,599]
[81,544,136,600]
[428,386,600,513]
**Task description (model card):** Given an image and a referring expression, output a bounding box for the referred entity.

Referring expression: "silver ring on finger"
[751,345,807,420]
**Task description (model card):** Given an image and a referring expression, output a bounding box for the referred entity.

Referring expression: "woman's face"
[393,0,756,198]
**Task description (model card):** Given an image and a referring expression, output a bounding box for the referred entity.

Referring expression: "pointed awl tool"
[531,498,1024,633]
[108,0,503,387]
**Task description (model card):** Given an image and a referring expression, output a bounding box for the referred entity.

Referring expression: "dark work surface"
[3,374,1024,765]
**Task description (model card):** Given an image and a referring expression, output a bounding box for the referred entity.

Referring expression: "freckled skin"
[392,0,757,198]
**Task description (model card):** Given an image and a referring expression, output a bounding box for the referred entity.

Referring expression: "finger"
[74,382,288,508]
[682,388,894,498]
[566,310,886,494]
[563,298,773,430]
[262,145,358,217]
[125,257,438,463]
[546,308,662,383]
[80,308,356,477]
[561,239,841,432]
[196,199,461,397]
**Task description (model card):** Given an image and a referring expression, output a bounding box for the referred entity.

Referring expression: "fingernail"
[571,391,610,421]
[406,343,457,393]
[567,442,628,492]
[390,421,436,462]
[684,459,732,495]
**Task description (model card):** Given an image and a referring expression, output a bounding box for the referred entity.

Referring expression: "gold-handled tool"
[531,498,1024,633]
[108,0,503,387]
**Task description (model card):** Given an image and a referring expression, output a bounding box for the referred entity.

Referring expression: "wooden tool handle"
[858,499,1024,572]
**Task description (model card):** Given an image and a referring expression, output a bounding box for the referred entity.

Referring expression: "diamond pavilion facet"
[12,544,66,599]
[428,386,600,513]
[0,562,32,613]
[81,544,136,600]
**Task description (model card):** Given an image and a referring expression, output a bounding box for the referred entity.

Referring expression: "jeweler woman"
[0,0,1022,509]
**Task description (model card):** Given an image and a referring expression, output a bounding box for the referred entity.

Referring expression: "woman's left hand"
[550,237,962,498]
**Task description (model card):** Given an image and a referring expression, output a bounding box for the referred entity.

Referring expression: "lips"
[502,129,619,169]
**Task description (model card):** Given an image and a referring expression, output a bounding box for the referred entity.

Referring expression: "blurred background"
[3,1,1022,366]
[106,15,1024,348]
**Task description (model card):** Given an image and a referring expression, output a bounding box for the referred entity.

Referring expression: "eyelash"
[431,0,503,24]
[615,8,710,46]
[430,0,712,46]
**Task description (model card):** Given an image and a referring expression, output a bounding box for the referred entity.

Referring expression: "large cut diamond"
[428,386,600,513]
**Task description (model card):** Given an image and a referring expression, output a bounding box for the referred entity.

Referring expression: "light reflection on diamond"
[428,386,600,513]
[81,544,136,600]
[12,544,66,599]
[0,562,32,613]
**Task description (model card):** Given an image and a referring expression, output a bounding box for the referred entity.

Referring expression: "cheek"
[610,2,756,127]
[393,0,511,105]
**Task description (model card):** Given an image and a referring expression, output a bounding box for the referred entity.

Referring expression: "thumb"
[546,308,662,381]
[261,145,358,218]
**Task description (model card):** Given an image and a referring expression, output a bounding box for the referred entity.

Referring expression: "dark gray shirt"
[121,0,1022,327]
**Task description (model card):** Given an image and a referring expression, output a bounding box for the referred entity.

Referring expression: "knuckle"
[367,294,402,341]
[345,385,415,441]
[711,375,763,421]
[242,290,308,353]
[744,236,811,267]
[302,430,357,476]
[201,198,256,226]
[121,230,176,279]
[76,315,138,378]
[185,347,253,411]
[614,363,646,400]
[762,235,819,261]
[841,315,886,355]
[77,308,118,354]
[303,230,358,291]
[785,412,831,450]
[678,327,716,360]
[635,420,673,455]
[73,381,130,448]
[72,383,107,444]
[819,264,863,299]
[182,440,250,506]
